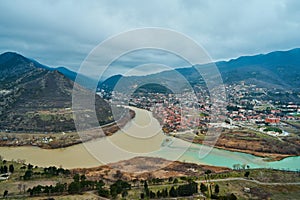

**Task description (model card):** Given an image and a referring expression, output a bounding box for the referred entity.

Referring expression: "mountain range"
[0,52,113,132]
[99,48,300,93]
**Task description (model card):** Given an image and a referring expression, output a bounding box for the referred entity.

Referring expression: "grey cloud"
[0,0,299,77]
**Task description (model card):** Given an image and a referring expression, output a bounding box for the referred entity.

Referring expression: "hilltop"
[0,52,115,132]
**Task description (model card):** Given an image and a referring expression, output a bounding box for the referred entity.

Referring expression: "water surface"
[0,107,299,171]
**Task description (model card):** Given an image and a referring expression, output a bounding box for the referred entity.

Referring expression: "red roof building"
[265,118,280,124]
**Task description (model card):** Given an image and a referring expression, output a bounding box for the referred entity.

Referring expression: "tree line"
[0,164,14,174]
[21,165,70,180]
[141,180,198,199]
[27,174,131,199]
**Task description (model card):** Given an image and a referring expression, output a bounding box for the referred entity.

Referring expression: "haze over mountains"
[0,52,113,132]
[99,48,300,93]
[100,48,300,95]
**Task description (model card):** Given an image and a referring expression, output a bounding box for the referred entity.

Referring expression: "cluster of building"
[103,81,299,135]
[0,134,54,147]
[152,103,202,133]
[225,82,300,125]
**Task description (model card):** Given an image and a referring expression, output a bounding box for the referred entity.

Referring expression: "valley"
[0,49,300,199]
[1,1,300,199]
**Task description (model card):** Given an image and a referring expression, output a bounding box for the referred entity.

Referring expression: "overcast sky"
[0,0,300,78]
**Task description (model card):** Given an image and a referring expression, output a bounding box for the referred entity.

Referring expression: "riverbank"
[0,109,135,149]
[174,133,296,162]
[210,145,294,162]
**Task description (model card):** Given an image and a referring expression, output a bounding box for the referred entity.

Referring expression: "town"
[102,81,300,138]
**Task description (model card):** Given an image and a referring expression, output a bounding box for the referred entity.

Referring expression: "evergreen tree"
[68,182,81,194]
[244,171,250,178]
[73,174,80,182]
[169,186,178,197]
[3,165,8,174]
[144,180,148,190]
[122,190,128,198]
[149,190,156,198]
[9,164,14,173]
[27,164,33,170]
[23,170,32,180]
[110,180,131,198]
[98,188,109,198]
[215,184,219,194]
[3,190,8,198]
[162,188,168,197]
[144,181,149,196]
[200,183,207,193]
[156,190,161,198]
[177,181,198,196]
[80,174,86,182]
[173,178,178,184]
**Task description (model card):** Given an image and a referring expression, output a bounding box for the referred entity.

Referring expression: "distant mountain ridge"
[216,48,300,89]
[99,48,300,93]
[0,52,113,132]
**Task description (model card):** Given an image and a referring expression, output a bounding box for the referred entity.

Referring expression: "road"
[198,177,300,185]
[143,177,300,189]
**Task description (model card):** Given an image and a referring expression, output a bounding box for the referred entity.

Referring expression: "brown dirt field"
[72,156,231,182]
